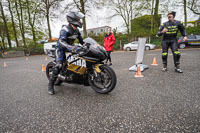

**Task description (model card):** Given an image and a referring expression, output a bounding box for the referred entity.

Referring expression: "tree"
[154,0,159,15]
[0,21,6,49]
[7,0,19,47]
[41,0,63,40]
[131,14,161,37]
[64,0,104,38]
[187,0,200,15]
[109,0,134,35]
[72,0,87,38]
[14,0,26,47]
[153,0,160,32]
[151,0,155,32]
[25,0,42,46]
[109,0,151,35]
[0,1,12,48]
[183,0,187,27]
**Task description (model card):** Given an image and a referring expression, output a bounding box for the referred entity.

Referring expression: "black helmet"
[66,11,84,28]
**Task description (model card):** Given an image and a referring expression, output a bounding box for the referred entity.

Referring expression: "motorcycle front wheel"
[88,65,117,94]
[46,62,63,85]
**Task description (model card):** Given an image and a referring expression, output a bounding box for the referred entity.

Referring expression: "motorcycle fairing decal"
[66,54,87,68]
[67,63,88,74]
[95,64,102,73]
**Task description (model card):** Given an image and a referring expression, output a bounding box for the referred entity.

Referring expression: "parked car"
[123,41,156,51]
[44,42,56,55]
[178,35,200,49]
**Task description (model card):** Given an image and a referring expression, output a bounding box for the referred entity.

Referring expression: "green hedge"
[3,43,44,55]
[150,37,162,46]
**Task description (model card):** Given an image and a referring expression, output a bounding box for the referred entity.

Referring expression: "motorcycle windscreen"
[83,37,107,60]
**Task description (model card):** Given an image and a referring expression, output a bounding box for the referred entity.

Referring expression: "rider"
[157,11,187,73]
[48,11,85,95]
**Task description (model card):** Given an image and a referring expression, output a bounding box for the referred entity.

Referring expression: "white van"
[44,42,57,55]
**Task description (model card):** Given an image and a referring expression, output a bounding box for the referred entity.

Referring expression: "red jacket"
[104,33,115,51]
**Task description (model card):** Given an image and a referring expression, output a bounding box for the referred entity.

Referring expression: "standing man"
[104,27,115,66]
[157,11,187,73]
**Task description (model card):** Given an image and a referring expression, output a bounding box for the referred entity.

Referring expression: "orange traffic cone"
[42,64,46,72]
[26,57,28,61]
[134,66,144,78]
[4,62,7,67]
[151,57,158,66]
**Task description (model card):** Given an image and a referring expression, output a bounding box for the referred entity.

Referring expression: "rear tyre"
[145,46,150,50]
[88,65,117,94]
[126,47,131,51]
[179,43,186,49]
[46,62,63,85]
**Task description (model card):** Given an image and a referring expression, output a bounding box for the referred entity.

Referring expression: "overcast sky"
[50,3,199,38]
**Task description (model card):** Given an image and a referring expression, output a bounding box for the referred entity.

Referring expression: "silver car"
[123,41,156,51]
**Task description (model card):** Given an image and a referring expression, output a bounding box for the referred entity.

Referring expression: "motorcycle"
[46,37,117,94]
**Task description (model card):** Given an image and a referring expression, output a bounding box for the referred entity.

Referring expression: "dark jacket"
[57,24,84,51]
[157,20,187,40]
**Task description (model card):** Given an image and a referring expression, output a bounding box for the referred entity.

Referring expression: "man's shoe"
[162,67,167,72]
[48,82,55,95]
[175,67,183,73]
[162,64,167,72]
[109,62,112,66]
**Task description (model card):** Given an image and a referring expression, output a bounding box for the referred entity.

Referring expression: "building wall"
[80,26,110,36]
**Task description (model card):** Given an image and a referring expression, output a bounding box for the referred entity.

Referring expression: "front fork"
[90,64,103,81]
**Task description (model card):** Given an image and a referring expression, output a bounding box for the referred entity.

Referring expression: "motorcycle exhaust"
[58,74,66,81]
[58,74,74,81]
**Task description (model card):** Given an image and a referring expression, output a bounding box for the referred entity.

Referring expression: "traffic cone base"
[134,74,144,78]
[151,57,158,66]
[135,66,144,78]
[42,64,46,72]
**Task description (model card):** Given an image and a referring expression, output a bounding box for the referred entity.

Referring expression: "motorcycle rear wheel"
[46,62,63,85]
[88,65,117,94]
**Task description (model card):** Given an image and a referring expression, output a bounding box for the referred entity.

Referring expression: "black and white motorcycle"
[46,38,117,94]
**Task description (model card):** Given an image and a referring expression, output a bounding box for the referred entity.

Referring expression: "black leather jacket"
[157,20,187,40]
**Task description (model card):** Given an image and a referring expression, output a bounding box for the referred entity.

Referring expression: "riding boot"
[175,65,183,73]
[162,52,168,72]
[48,76,56,95]
[162,64,167,72]
[173,51,182,73]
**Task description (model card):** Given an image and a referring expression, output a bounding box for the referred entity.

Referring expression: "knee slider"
[53,68,59,75]
[162,52,168,57]
[55,63,62,69]
[174,51,181,58]
[53,63,62,75]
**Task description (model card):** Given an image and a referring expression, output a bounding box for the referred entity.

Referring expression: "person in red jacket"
[104,27,115,65]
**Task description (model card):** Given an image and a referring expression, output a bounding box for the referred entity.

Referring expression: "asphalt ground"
[0,49,200,132]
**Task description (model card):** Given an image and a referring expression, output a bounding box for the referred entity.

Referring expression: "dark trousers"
[161,39,181,67]
[106,51,112,63]
[49,48,65,83]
